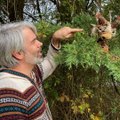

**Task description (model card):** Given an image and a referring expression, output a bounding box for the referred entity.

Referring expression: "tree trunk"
[8,0,24,21]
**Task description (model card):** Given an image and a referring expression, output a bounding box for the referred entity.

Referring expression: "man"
[0,21,82,120]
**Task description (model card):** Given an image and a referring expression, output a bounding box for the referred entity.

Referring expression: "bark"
[8,0,24,21]
[36,0,42,19]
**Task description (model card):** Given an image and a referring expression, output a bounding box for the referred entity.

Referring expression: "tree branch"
[23,11,38,21]
[36,0,42,19]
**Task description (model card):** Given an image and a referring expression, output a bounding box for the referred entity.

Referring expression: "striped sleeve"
[0,88,29,119]
[0,86,46,120]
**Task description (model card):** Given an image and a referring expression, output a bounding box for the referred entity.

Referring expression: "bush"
[36,13,120,120]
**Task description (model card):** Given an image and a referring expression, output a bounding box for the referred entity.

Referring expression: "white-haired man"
[0,22,82,120]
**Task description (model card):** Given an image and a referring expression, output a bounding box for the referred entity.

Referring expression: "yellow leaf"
[90,114,101,120]
[83,94,89,98]
[71,106,79,114]
[94,116,101,120]
[65,95,70,102]
[59,96,65,102]
[87,108,91,113]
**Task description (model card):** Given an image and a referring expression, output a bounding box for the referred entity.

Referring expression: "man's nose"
[37,40,43,48]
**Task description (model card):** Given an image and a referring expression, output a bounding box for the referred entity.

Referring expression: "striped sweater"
[0,45,59,120]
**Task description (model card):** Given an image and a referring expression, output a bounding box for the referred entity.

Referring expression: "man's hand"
[52,27,83,48]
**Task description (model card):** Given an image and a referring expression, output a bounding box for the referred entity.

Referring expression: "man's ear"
[12,51,24,60]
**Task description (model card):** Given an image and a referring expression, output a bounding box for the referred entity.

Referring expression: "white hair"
[0,21,37,67]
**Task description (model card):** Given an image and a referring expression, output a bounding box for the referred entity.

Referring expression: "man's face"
[23,27,43,65]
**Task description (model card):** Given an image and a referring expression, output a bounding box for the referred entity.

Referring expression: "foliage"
[0,0,120,119]
[36,12,120,120]
[58,13,120,81]
[71,12,96,32]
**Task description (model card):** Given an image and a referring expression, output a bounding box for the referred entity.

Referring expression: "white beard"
[24,51,43,65]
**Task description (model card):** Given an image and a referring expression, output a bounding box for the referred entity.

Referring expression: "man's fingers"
[65,29,83,39]
[64,28,83,39]
[52,27,83,40]
[70,28,83,33]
